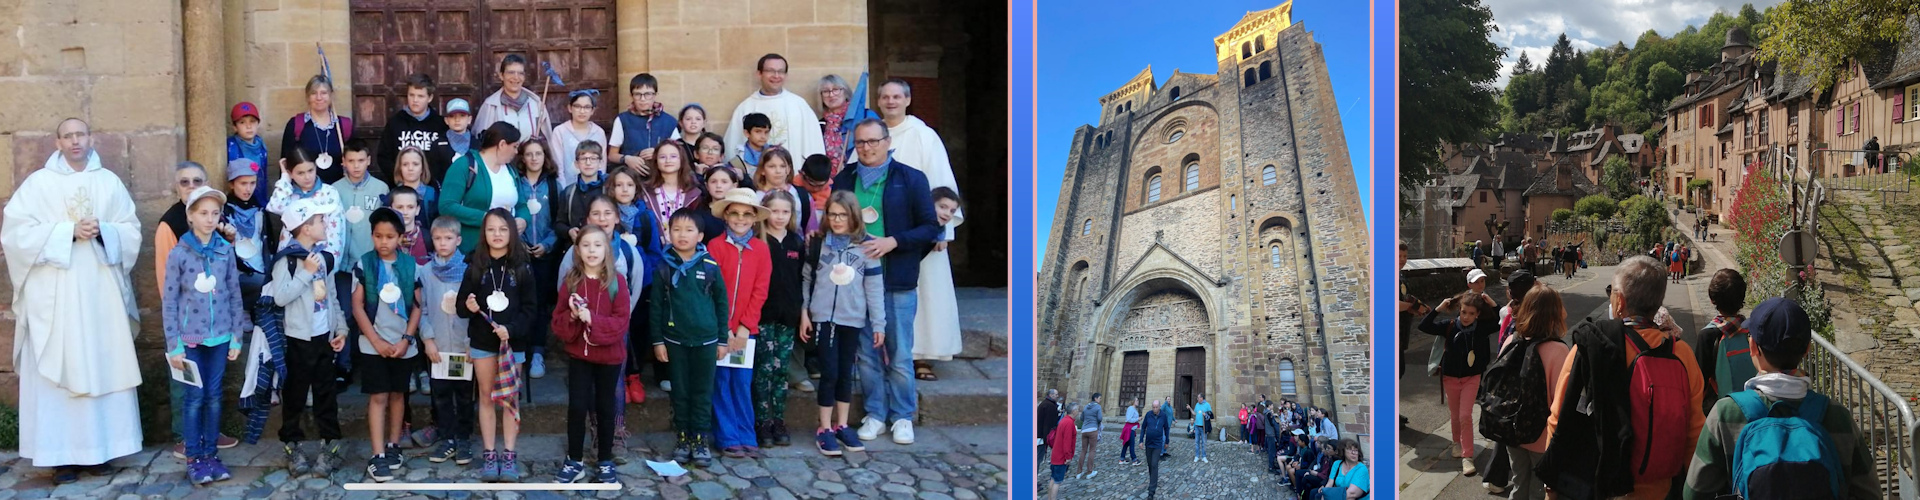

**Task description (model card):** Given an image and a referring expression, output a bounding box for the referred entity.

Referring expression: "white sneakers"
[1462,458,1478,477]
[857,417,888,442]
[891,419,915,444]
[1084,470,1098,479]
[1483,482,1505,494]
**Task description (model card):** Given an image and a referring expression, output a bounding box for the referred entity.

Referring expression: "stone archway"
[1081,271,1220,409]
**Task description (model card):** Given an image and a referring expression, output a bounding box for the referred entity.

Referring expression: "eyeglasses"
[569,104,594,110]
[821,88,845,96]
[578,156,602,162]
[855,138,887,147]
[725,210,757,219]
[699,146,725,154]
[178,177,207,188]
[634,91,657,98]
[827,212,852,220]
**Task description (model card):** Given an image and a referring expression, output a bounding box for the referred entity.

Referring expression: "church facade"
[1035,2,1372,439]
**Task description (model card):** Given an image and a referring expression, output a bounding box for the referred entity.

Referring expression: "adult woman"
[475,54,551,144]
[751,146,812,231]
[1504,286,1570,500]
[817,74,878,172]
[438,123,532,254]
[280,75,353,185]
[1319,439,1369,500]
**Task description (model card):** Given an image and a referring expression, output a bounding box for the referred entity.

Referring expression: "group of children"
[162,73,965,486]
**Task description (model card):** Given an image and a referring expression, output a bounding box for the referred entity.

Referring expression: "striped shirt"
[1681,391,1880,500]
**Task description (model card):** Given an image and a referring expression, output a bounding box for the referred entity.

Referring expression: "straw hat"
[708,187,770,221]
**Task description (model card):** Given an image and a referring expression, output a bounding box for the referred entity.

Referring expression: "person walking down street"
[1189,394,1212,463]
[1158,398,1174,460]
[1075,393,1103,479]
[1140,399,1168,500]
[1120,398,1142,466]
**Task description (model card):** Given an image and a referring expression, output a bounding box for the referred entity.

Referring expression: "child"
[441,98,476,184]
[389,187,431,266]
[693,167,741,241]
[223,158,277,329]
[643,140,698,250]
[932,187,964,245]
[420,216,476,467]
[379,74,454,183]
[516,140,562,379]
[608,167,664,271]
[1417,291,1496,476]
[349,208,422,482]
[266,198,350,479]
[393,148,439,226]
[801,191,884,456]
[1694,269,1751,407]
[266,148,346,271]
[555,140,606,252]
[708,187,772,459]
[797,154,834,236]
[609,73,677,173]
[456,208,538,482]
[653,212,729,468]
[550,227,632,484]
[227,102,272,205]
[558,195,648,460]
[752,147,813,231]
[1682,298,1878,499]
[674,104,707,156]
[753,189,806,448]
[551,90,609,190]
[334,141,391,375]
[692,133,727,178]
[728,113,772,181]
[164,187,250,485]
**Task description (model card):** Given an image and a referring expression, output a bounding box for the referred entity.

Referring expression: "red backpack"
[1623,327,1692,481]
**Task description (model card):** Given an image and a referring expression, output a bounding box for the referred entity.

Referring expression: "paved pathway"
[1030,427,1296,500]
[0,428,1007,500]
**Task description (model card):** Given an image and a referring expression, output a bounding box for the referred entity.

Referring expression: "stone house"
[0,0,1004,432]
[1442,151,1532,248]
[1035,2,1371,440]
[1521,137,1601,239]
[1663,26,1761,216]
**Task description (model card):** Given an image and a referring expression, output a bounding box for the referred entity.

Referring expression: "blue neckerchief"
[824,233,853,251]
[291,181,321,199]
[618,203,646,235]
[227,205,260,239]
[235,136,267,161]
[856,155,894,189]
[740,144,766,167]
[666,246,709,287]
[375,258,407,319]
[576,174,604,192]
[407,107,431,122]
[727,229,755,248]
[431,253,467,283]
[449,130,472,155]
[183,231,230,260]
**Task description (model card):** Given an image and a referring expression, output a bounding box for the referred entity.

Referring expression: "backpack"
[1477,335,1551,446]
[1729,391,1844,500]
[1706,324,1758,402]
[291,113,353,146]
[1623,326,1693,481]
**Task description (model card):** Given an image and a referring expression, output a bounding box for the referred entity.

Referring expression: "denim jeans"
[859,290,918,423]
[1194,428,1207,459]
[177,344,229,460]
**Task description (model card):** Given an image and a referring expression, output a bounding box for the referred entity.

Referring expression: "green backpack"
[1708,324,1759,401]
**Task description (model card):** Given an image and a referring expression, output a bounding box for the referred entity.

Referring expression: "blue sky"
[1034,0,1373,262]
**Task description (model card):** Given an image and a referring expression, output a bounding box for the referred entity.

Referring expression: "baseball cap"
[1746,297,1812,355]
[280,198,334,230]
[1466,268,1487,283]
[230,102,260,123]
[228,159,260,180]
[445,98,472,116]
[185,186,226,208]
[1507,270,1536,299]
[801,153,834,183]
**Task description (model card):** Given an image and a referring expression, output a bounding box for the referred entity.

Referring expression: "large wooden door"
[1119,351,1148,409]
[1175,347,1205,420]
[349,0,617,143]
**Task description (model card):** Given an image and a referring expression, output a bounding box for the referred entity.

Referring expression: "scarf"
[407,107,431,122]
[618,203,647,237]
[226,204,261,243]
[492,335,521,422]
[234,135,268,161]
[430,252,468,283]
[1744,372,1812,400]
[501,88,531,113]
[182,231,230,260]
[290,180,321,199]
[740,144,765,167]
[856,155,893,189]
[667,246,709,287]
[576,174,604,193]
[630,100,664,117]
[373,257,408,319]
[824,233,853,252]
[449,130,472,155]
[727,229,755,249]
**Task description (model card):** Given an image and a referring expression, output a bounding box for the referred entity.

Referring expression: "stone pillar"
[184,0,228,178]
[616,0,650,112]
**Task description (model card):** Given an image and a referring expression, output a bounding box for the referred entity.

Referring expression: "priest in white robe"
[724,54,826,163]
[3,119,145,473]
[877,80,965,367]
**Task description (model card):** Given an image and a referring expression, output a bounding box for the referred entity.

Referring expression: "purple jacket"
[162,232,252,355]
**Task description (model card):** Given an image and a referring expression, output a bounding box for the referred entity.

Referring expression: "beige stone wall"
[622,0,869,137]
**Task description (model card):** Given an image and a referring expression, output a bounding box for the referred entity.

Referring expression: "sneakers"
[173,442,187,460]
[1483,482,1507,494]
[625,374,647,403]
[218,434,238,449]
[530,355,547,379]
[890,419,915,445]
[672,433,693,464]
[595,461,617,483]
[793,379,815,392]
[428,440,458,463]
[772,419,792,447]
[454,441,475,465]
[857,416,887,442]
[284,443,312,478]
[660,380,672,392]
[188,459,216,485]
[816,429,844,456]
[313,440,343,477]
[367,455,395,483]
[1461,458,1478,477]
[756,422,774,449]
[480,450,501,482]
[1193,456,1199,463]
[835,425,866,452]
[1203,457,1210,463]
[689,435,713,468]
[497,450,521,482]
[554,459,587,484]
[207,458,232,482]
[416,372,432,395]
[405,425,435,449]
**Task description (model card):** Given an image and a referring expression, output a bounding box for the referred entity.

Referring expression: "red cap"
[230,102,260,123]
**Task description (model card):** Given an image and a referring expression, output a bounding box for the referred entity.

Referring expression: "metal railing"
[1804,333,1918,499]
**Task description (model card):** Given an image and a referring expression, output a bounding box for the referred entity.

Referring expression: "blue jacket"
[614,109,679,158]
[163,232,252,355]
[1141,409,1168,450]
[831,158,941,291]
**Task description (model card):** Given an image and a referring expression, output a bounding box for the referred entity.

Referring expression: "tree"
[1576,194,1620,219]
[1513,52,1534,76]
[1646,62,1684,106]
[1758,0,1916,92]
[1401,0,1506,196]
[1553,208,1576,223]
[1601,155,1639,200]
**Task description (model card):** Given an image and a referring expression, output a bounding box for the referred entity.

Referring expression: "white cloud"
[1482,0,1779,86]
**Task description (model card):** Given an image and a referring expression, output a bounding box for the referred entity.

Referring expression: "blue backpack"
[1729,391,1843,499]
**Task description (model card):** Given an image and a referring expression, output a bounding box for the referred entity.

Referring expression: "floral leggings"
[753,323,798,424]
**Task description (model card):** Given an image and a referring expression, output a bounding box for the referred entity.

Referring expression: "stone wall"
[1117,191,1224,280]
[235,0,352,184]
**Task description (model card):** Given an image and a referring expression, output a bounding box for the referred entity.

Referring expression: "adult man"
[878,79,967,377]
[1539,256,1706,500]
[1158,397,1174,459]
[4,118,145,481]
[724,54,825,163]
[1140,398,1168,500]
[1188,394,1212,463]
[1037,389,1061,463]
[835,119,941,446]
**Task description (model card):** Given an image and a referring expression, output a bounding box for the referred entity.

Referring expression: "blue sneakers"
[835,425,867,452]
[816,428,844,456]
[554,459,587,483]
[595,460,618,483]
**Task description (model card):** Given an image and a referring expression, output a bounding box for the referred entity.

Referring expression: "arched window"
[1244,68,1258,87]
[1262,165,1278,185]
[1269,243,1282,267]
[1260,61,1273,81]
[1082,219,1092,235]
[1170,87,1182,101]
[1242,42,1252,59]
[1230,194,1237,210]
[1279,359,1297,396]
[1167,129,1184,143]
[1146,175,1162,203]
[1256,35,1266,53]
[1114,105,1122,116]
[1185,163,1200,191]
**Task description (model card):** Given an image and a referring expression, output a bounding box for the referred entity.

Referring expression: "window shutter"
[1839,108,1846,134]
[1897,92,1905,123]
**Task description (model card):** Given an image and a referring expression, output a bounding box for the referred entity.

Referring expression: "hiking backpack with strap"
[1707,324,1759,403]
[1624,326,1693,481]
[1478,335,1551,446]
[291,113,352,147]
[1729,391,1844,500]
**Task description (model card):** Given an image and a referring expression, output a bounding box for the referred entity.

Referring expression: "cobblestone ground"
[0,426,1009,500]
[1030,428,1295,500]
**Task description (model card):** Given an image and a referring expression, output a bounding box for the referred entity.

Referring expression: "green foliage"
[1576,194,1620,219]
[1758,0,1915,93]
[1601,156,1639,199]
[1623,194,1671,243]
[1552,208,1576,223]
[0,401,14,449]
[1687,179,1713,192]
[1401,0,1506,198]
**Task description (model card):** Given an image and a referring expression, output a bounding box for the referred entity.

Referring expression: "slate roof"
[1873,16,1920,90]
[1524,156,1599,198]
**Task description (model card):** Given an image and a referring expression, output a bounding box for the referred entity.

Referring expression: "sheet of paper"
[172,358,202,388]
[718,338,756,369]
[646,459,688,477]
[432,352,473,380]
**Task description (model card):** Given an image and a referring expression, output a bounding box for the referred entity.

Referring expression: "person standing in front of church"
[833,119,941,446]
[281,75,353,185]
[874,79,965,381]
[475,54,551,144]
[724,54,826,163]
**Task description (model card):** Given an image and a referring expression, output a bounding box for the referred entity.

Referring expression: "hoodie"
[551,275,631,365]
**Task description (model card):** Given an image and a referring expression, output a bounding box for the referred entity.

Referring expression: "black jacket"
[1038,399,1061,444]
[1536,318,1635,500]
[377,109,454,185]
[1419,310,1497,377]
[760,230,806,329]
[455,259,540,353]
